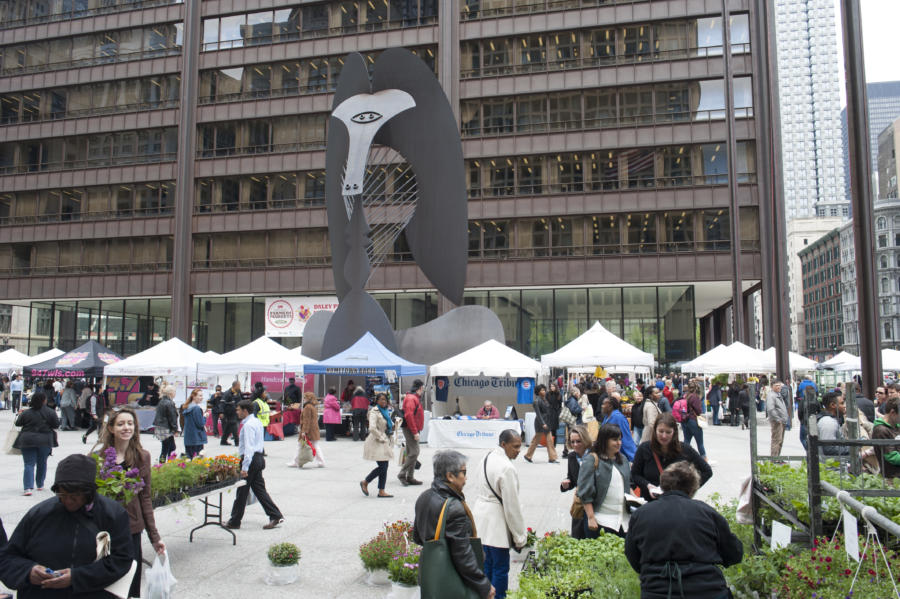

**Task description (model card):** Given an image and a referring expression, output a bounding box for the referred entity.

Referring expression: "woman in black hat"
[0,454,134,598]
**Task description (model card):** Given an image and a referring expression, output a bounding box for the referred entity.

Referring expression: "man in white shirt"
[10,375,24,412]
[225,400,284,530]
[473,430,527,599]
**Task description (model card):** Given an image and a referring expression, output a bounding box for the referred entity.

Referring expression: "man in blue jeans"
[473,431,527,599]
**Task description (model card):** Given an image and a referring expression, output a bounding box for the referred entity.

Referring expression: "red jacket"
[402,392,424,434]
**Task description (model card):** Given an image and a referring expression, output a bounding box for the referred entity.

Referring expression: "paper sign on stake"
[771,520,792,551]
[843,509,860,562]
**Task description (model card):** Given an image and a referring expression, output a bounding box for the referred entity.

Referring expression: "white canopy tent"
[26,348,65,366]
[431,339,542,378]
[680,342,769,374]
[540,321,655,371]
[820,351,860,371]
[196,336,315,376]
[882,349,900,371]
[0,348,32,370]
[760,347,818,372]
[104,338,208,378]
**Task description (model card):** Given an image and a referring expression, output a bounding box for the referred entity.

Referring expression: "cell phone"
[45,568,62,577]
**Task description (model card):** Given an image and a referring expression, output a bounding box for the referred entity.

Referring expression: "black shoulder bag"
[483,453,503,505]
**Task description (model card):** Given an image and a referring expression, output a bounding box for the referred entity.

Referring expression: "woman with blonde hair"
[181,388,207,458]
[95,407,165,597]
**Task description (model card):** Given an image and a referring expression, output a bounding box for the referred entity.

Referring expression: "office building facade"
[0,0,764,367]
[774,0,845,220]
[798,228,841,360]
[841,81,900,206]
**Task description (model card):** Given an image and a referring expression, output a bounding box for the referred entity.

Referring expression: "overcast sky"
[833,0,900,105]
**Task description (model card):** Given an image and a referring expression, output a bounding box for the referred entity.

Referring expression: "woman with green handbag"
[413,450,494,599]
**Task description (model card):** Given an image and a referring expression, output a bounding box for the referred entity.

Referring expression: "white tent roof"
[540,321,655,370]
[681,342,769,374]
[104,338,208,377]
[820,351,860,371]
[196,336,315,376]
[882,349,900,371]
[680,345,729,373]
[25,348,65,366]
[761,347,818,372]
[0,348,32,370]
[430,339,542,378]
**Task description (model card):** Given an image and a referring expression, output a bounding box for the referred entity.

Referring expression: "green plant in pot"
[388,544,421,595]
[265,542,301,586]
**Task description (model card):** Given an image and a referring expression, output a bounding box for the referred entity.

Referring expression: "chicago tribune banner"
[265,296,339,337]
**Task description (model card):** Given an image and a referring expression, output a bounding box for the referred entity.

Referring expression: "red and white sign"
[264,296,339,337]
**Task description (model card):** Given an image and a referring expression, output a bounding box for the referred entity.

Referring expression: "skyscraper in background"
[842,81,900,204]
[775,0,846,220]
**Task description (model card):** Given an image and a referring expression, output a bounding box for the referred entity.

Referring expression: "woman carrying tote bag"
[414,450,494,599]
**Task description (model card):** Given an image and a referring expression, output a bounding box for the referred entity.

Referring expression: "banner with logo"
[516,378,535,404]
[265,296,339,337]
[434,376,450,402]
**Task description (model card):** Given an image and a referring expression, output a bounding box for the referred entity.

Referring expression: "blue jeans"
[681,419,706,457]
[711,403,720,425]
[22,446,52,490]
[484,545,510,599]
[800,421,808,451]
[633,426,643,443]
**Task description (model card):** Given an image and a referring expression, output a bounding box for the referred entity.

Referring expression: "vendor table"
[135,407,156,431]
[154,481,241,546]
[426,417,522,449]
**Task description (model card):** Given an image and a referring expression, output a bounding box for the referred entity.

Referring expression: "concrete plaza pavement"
[0,409,803,598]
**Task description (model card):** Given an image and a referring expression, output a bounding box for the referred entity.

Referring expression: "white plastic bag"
[146,550,177,599]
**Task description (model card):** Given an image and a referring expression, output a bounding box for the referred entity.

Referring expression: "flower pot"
[365,569,391,586]
[265,563,300,586]
[388,581,420,599]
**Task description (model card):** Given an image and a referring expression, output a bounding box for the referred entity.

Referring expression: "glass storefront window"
[522,289,553,358]
[555,289,587,348]
[490,290,522,352]
[623,288,658,356]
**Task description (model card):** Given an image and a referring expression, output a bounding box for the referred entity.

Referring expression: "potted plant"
[359,519,413,586]
[265,542,301,585]
[387,545,421,598]
[94,447,145,506]
[512,526,538,563]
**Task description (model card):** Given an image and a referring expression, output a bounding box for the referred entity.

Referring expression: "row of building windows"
[0,128,177,174]
[0,23,183,75]
[466,143,757,196]
[806,333,843,352]
[460,16,749,76]
[197,115,327,158]
[877,233,900,248]
[461,0,686,21]
[804,283,840,305]
[460,78,753,137]
[805,300,841,322]
[805,318,841,337]
[201,0,437,51]
[198,47,436,104]
[0,206,760,276]
[0,75,180,126]
[0,182,175,223]
[0,0,181,29]
[801,246,839,272]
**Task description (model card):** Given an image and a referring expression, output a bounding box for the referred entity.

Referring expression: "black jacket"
[221,389,241,420]
[560,451,583,493]
[545,390,562,433]
[14,406,59,449]
[0,494,134,598]
[413,481,491,599]
[533,396,554,433]
[630,442,712,500]
[153,397,178,432]
[625,491,743,599]
[283,383,301,405]
[854,395,875,423]
[208,392,224,413]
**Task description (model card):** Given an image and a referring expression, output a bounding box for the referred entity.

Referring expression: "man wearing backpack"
[398,379,425,486]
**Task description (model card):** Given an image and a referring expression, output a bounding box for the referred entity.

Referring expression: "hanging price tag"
[771,520,792,550]
[843,509,860,562]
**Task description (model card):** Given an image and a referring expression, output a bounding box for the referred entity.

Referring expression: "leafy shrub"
[359,520,414,571]
[267,542,301,566]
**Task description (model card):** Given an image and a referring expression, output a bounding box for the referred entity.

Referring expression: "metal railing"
[460,0,651,19]
[0,153,176,176]
[0,0,182,29]
[1,47,181,77]
[202,17,438,52]
[196,141,325,159]
[0,99,179,127]
[466,174,757,197]
[460,44,751,78]
[463,107,754,139]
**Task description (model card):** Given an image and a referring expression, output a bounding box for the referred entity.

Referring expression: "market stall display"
[540,322,655,371]
[24,340,122,378]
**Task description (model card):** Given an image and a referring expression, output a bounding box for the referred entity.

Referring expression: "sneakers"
[263,518,284,530]
[23,489,32,496]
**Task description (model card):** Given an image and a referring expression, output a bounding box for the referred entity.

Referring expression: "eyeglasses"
[877,391,886,394]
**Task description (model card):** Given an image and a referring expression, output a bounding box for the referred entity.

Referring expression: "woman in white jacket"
[472,430,527,599]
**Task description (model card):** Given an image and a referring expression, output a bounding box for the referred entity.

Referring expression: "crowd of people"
[9,368,893,599]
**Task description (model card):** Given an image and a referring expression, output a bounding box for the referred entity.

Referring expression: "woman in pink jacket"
[323,387,342,441]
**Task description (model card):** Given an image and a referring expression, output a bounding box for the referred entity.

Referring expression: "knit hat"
[51,454,98,492]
